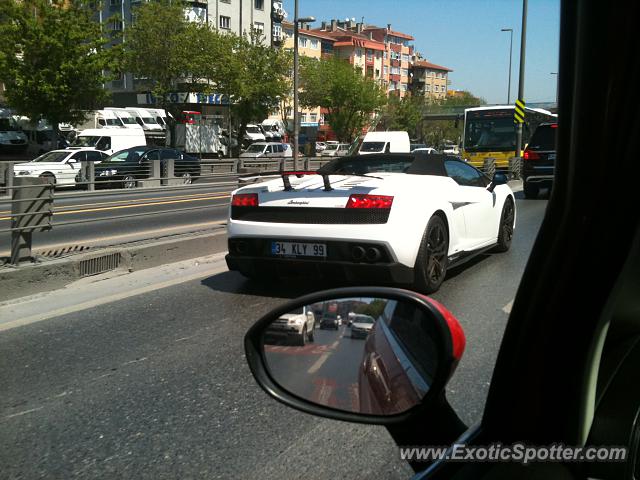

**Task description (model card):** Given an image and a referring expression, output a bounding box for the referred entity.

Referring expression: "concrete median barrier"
[0,228,228,303]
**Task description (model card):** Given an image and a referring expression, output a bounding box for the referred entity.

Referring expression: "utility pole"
[292,2,315,170]
[514,0,527,159]
[550,72,559,106]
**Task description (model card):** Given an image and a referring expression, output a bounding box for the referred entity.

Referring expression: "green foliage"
[0,0,116,129]
[299,57,386,143]
[354,299,387,319]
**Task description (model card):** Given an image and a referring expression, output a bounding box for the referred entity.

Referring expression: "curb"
[0,229,228,303]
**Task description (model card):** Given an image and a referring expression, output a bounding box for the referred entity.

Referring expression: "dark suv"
[94,146,201,189]
[522,122,557,198]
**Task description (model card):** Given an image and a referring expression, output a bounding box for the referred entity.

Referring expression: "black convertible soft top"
[317,152,449,177]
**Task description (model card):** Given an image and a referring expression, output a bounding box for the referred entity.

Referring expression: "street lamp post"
[550,72,558,106]
[293,1,315,170]
[501,28,513,105]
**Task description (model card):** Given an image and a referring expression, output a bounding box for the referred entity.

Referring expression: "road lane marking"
[0,254,228,332]
[3,407,44,420]
[0,193,230,220]
[54,191,231,211]
[307,339,340,374]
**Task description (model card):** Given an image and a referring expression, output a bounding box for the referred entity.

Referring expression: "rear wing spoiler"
[238,170,334,191]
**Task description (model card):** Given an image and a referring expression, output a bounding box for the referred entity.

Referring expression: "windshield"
[360,141,386,152]
[102,147,148,164]
[119,116,137,125]
[320,156,413,174]
[0,118,19,131]
[324,144,338,151]
[244,144,266,153]
[246,126,261,134]
[32,151,69,163]
[142,117,158,124]
[464,112,517,152]
[73,135,100,147]
[528,125,557,150]
[105,118,121,126]
[354,315,375,324]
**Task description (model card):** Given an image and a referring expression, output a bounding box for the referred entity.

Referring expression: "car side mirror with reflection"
[245,288,465,424]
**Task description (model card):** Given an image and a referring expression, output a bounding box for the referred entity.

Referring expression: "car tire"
[414,215,449,294]
[308,328,314,342]
[122,175,137,189]
[299,326,307,346]
[39,172,56,185]
[494,197,515,253]
[523,182,539,199]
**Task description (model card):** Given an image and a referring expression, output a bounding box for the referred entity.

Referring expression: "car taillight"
[231,193,258,207]
[346,194,394,209]
[523,150,541,161]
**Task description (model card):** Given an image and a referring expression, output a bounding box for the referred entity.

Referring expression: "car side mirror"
[487,172,508,192]
[245,287,465,424]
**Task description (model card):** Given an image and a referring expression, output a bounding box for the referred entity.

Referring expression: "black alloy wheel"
[414,215,449,294]
[494,197,515,252]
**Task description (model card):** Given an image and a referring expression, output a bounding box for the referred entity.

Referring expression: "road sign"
[514,99,526,123]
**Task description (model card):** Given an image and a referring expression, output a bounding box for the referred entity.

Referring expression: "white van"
[244,124,266,143]
[125,108,164,132]
[69,128,146,155]
[104,108,144,130]
[146,108,171,130]
[358,131,411,155]
[75,110,124,131]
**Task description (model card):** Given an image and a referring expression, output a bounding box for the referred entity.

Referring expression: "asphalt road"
[0,179,236,257]
[0,194,549,479]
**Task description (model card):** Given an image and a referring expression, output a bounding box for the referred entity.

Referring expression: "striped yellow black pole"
[514,99,525,123]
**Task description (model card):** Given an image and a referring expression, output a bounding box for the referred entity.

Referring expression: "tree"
[299,57,386,143]
[123,0,215,113]
[419,91,486,147]
[378,95,423,137]
[354,299,387,319]
[212,30,291,150]
[0,0,116,130]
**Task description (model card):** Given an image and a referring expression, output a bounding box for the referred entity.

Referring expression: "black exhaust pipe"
[365,247,381,262]
[351,246,365,261]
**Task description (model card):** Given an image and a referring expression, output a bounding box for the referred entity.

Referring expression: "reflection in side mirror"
[261,297,442,416]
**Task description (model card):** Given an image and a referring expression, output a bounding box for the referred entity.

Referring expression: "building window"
[401,83,407,91]
[310,113,318,123]
[401,53,409,62]
[111,19,123,31]
[401,68,408,77]
[299,37,307,48]
[310,39,318,49]
[219,16,231,29]
[221,0,230,3]
[301,113,307,123]
[383,51,387,59]
[426,85,431,92]
[356,48,362,57]
[391,66,400,75]
[253,22,264,34]
[254,0,264,9]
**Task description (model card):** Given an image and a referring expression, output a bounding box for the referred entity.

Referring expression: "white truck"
[168,123,226,157]
[0,108,28,153]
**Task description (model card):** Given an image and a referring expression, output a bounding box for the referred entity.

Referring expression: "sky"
[283,0,561,104]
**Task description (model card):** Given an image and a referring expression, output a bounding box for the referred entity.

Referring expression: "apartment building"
[362,24,414,98]
[98,0,275,106]
[411,59,453,99]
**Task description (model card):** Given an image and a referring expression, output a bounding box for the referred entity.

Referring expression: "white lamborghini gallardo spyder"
[225,153,516,293]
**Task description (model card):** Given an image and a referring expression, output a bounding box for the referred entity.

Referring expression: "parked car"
[358,131,411,155]
[412,147,440,155]
[263,305,315,346]
[244,124,266,144]
[315,142,327,153]
[320,143,350,157]
[523,122,557,199]
[240,142,292,158]
[69,128,147,156]
[350,314,376,339]
[410,143,427,151]
[94,146,200,189]
[13,149,107,187]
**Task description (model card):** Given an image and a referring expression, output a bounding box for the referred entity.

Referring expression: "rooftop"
[413,60,453,72]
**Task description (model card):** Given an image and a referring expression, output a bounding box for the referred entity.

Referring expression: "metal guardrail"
[0,157,331,265]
